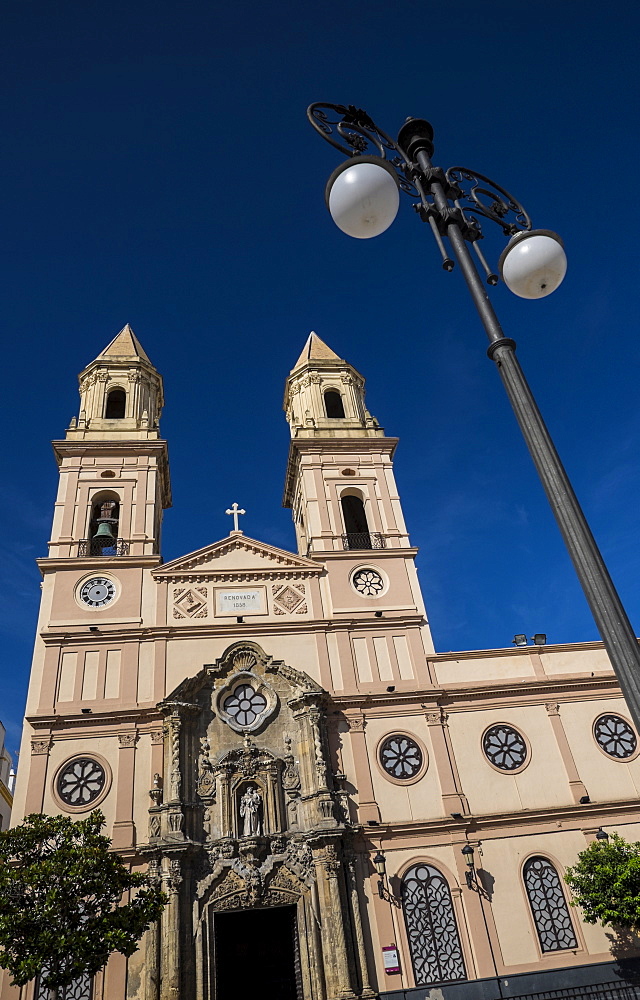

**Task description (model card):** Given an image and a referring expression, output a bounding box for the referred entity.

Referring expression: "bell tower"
[283,332,434,656]
[49,324,171,560]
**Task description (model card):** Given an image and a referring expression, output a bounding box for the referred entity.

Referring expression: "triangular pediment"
[152,534,321,580]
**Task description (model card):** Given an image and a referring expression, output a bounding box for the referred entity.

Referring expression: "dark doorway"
[214,905,300,1000]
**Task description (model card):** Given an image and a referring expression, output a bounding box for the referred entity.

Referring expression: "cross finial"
[225,502,246,533]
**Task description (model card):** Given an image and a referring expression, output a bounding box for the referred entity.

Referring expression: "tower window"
[324,390,345,418]
[105,389,126,419]
[341,492,377,550]
[341,494,368,534]
[85,495,121,556]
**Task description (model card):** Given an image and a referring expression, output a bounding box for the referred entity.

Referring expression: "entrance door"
[213,904,300,1000]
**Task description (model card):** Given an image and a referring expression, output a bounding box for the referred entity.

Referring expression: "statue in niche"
[239,784,262,837]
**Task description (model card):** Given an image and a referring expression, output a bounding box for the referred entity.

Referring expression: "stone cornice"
[39,613,427,645]
[367,797,640,847]
[313,547,418,560]
[37,555,162,573]
[428,638,612,661]
[332,672,620,711]
[154,568,321,583]
[0,782,13,807]
[26,708,162,733]
[52,438,169,459]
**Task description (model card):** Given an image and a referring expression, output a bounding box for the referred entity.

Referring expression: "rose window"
[57,758,106,806]
[353,568,384,596]
[594,714,637,759]
[380,735,423,779]
[223,684,267,728]
[482,724,527,771]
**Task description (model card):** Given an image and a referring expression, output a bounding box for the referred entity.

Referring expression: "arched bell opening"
[340,490,371,550]
[88,491,121,556]
[104,387,126,419]
[324,389,345,418]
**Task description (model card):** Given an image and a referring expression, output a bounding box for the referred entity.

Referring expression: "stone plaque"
[215,588,265,616]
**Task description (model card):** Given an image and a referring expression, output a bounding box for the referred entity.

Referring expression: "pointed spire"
[292,331,342,371]
[96,324,153,365]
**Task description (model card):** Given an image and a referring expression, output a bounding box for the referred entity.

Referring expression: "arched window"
[341,492,371,550]
[324,390,345,418]
[105,388,126,419]
[523,857,577,952]
[402,863,466,986]
[87,494,121,556]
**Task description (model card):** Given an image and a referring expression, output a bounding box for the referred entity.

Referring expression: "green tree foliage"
[565,833,640,929]
[0,810,166,998]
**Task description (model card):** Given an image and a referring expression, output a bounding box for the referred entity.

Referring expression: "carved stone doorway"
[213,904,302,1000]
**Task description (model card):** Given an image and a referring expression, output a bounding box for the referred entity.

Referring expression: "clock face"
[79,577,116,608]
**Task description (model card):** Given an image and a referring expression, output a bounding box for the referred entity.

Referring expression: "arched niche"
[236,780,265,838]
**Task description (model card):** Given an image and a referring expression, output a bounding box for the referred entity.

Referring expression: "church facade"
[4,326,640,1000]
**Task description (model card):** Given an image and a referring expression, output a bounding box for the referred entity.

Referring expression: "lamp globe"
[325,156,400,239]
[498,230,567,299]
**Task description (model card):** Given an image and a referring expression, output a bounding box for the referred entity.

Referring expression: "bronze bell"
[93,521,115,541]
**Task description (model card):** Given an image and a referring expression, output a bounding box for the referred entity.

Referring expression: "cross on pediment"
[225,502,246,533]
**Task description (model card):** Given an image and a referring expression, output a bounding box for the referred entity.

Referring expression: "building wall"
[8,332,640,1000]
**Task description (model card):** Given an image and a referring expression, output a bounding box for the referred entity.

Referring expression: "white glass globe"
[326,157,400,239]
[499,230,567,299]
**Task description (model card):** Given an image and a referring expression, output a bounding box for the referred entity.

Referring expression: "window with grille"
[35,971,92,999]
[523,856,577,952]
[402,863,466,986]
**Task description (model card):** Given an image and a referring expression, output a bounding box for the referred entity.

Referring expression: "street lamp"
[307,102,640,733]
[461,844,476,890]
[373,850,387,899]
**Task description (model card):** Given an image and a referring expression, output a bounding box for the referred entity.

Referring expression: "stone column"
[316,844,356,1000]
[345,854,376,997]
[164,711,182,803]
[143,859,161,1000]
[112,732,137,849]
[160,858,182,1000]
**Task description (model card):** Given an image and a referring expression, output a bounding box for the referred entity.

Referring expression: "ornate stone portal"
[143,641,374,1000]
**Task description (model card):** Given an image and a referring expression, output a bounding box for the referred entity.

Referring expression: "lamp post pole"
[307,103,640,732]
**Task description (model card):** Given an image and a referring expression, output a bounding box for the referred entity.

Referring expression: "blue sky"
[2,0,640,755]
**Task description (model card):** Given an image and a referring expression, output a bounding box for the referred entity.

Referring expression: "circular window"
[379,734,424,780]
[223,684,268,728]
[483,724,528,771]
[594,714,637,759]
[352,568,384,597]
[57,757,107,807]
